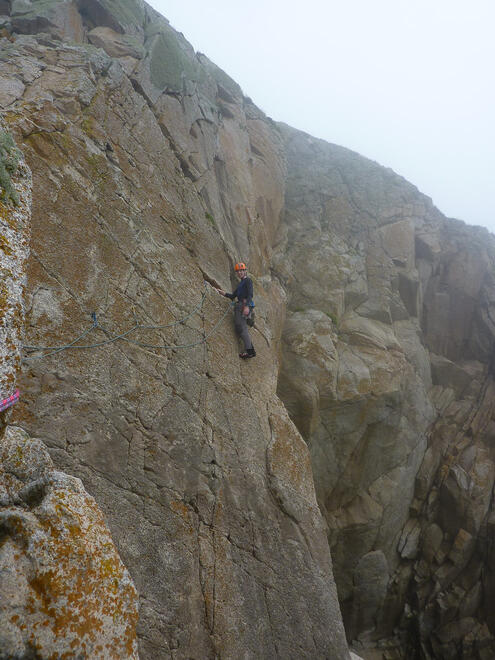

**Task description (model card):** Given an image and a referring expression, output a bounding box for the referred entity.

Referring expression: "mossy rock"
[10,0,69,25]
[79,0,145,34]
[198,55,242,100]
[146,24,202,92]
[98,0,145,29]
[11,0,64,16]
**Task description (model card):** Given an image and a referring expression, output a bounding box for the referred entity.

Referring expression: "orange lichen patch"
[0,282,8,318]
[1,476,139,658]
[0,232,13,255]
[99,555,123,580]
[4,372,15,388]
[169,499,195,534]
[170,499,190,518]
[59,652,77,660]
[0,199,20,230]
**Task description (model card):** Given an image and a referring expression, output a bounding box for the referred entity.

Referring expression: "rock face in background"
[275,128,495,659]
[2,1,495,659]
[397,224,495,659]
[275,128,440,649]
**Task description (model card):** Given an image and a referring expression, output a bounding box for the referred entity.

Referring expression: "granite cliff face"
[1,1,495,659]
[0,114,139,658]
[1,2,349,658]
[275,129,495,658]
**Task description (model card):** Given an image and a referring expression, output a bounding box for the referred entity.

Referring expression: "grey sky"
[148,0,495,232]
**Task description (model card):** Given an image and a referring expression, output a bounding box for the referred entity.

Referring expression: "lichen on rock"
[0,426,139,659]
[5,1,495,659]
[0,119,30,437]
[0,130,21,206]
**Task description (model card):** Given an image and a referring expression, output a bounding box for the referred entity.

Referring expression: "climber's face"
[236,269,247,279]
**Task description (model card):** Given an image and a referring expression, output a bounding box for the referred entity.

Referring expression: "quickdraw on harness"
[246,300,255,327]
[0,388,20,413]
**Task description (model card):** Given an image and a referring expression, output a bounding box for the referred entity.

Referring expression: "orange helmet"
[234,262,247,271]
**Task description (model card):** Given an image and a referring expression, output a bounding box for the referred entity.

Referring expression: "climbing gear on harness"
[234,262,247,271]
[0,389,20,412]
[239,348,256,359]
[246,300,255,327]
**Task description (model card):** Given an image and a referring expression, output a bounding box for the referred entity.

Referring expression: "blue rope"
[22,283,233,359]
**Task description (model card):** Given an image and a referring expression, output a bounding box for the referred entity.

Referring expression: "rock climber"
[215,262,256,359]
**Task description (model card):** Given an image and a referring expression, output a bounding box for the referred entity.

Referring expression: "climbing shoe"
[239,348,256,359]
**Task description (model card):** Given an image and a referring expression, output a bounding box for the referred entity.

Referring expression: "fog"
[147,0,495,232]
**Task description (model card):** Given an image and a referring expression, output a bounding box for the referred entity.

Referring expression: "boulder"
[88,26,144,59]
[10,0,84,41]
[78,0,147,35]
[0,426,139,658]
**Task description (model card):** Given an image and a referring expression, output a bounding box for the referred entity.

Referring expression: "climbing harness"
[0,388,20,413]
[246,300,255,327]
[22,282,234,360]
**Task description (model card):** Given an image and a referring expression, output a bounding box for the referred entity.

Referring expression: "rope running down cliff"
[22,282,233,360]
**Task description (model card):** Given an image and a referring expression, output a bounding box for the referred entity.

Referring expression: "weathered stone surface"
[397,519,420,560]
[348,550,389,640]
[0,74,25,108]
[5,1,495,658]
[10,0,85,42]
[276,121,495,658]
[2,11,350,659]
[0,425,139,659]
[0,117,140,659]
[276,125,437,632]
[88,26,144,59]
[0,117,30,435]
[80,0,147,35]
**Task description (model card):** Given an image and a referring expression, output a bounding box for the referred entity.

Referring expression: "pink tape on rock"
[0,389,20,413]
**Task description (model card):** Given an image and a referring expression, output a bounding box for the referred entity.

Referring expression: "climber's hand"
[242,306,250,317]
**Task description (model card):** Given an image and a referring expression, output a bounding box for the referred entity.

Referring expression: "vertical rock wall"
[276,125,437,631]
[0,117,139,658]
[396,222,495,659]
[1,4,351,658]
[276,125,495,658]
[3,1,495,658]
[0,117,30,435]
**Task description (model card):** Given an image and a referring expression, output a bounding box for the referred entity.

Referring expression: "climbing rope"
[117,302,232,350]
[0,389,20,412]
[22,283,233,360]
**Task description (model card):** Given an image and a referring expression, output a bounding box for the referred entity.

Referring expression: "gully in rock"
[215,262,256,358]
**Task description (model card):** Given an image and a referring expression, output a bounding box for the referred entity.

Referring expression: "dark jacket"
[225,277,253,305]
